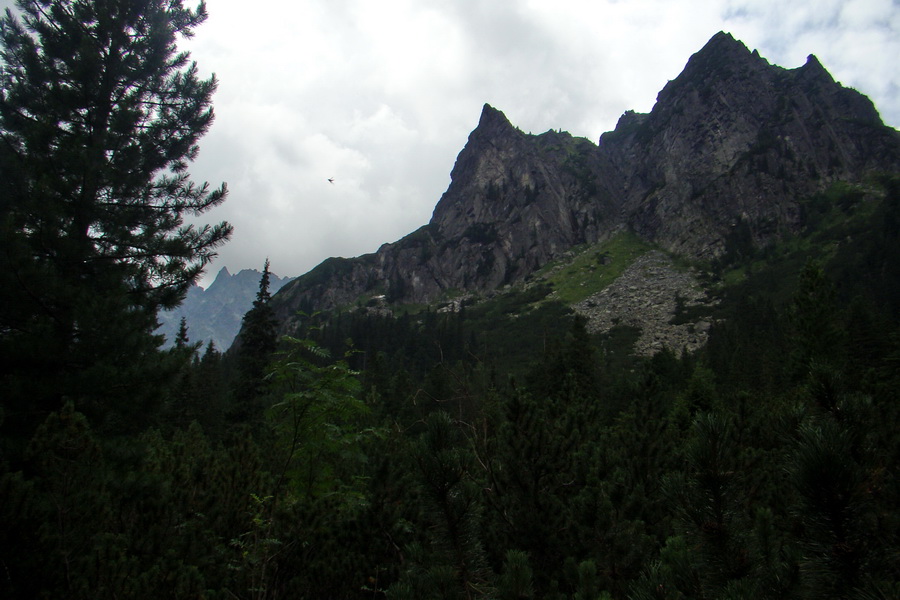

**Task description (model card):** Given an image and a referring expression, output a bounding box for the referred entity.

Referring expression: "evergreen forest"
[2,1,899,599]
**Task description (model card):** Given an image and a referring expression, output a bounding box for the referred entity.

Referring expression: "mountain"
[158,266,292,351]
[268,31,900,339]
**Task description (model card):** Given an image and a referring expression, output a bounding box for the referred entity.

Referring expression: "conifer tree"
[0,0,231,425]
[190,339,227,432]
[497,550,534,600]
[241,258,278,358]
[395,410,492,599]
[161,316,204,429]
[231,258,278,421]
[788,260,845,377]
[174,316,192,351]
[485,387,584,593]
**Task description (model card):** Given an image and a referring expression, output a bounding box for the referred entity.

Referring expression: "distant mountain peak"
[653,31,764,108]
[705,30,742,49]
[804,53,824,69]
[158,266,292,350]
[436,104,528,225]
[213,265,231,281]
[690,30,754,65]
[460,103,520,153]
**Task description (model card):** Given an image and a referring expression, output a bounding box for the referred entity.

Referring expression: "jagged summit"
[802,53,827,73]
[476,103,515,131]
[684,30,757,69]
[267,32,900,326]
[159,266,291,351]
[705,30,742,47]
[653,31,768,110]
[439,104,525,218]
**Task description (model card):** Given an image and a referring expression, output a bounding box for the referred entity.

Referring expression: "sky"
[4,0,899,286]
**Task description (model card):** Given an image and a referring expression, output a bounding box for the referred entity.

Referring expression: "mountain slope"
[158,267,291,350]
[270,31,900,333]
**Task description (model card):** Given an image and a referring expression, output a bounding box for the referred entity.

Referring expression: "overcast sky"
[4,1,899,286]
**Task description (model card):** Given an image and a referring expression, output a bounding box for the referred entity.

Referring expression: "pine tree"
[497,550,534,600]
[174,316,192,351]
[161,316,204,429]
[0,0,231,427]
[230,258,278,422]
[241,259,278,357]
[788,260,845,378]
[191,340,227,433]
[394,411,493,599]
[484,386,585,594]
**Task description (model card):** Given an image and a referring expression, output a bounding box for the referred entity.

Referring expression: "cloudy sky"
[5,1,900,286]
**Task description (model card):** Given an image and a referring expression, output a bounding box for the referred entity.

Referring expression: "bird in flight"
[327,177,335,184]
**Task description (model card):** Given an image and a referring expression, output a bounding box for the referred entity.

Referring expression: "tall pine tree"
[230,258,278,422]
[0,0,231,429]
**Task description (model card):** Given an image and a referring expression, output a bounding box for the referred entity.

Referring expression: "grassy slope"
[536,231,655,304]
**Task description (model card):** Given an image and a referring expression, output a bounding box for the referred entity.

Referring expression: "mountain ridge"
[269,31,900,335]
[159,266,292,351]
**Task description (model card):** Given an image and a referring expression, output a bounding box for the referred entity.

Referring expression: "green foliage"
[5,212,900,599]
[389,411,493,599]
[21,402,109,596]
[292,255,365,290]
[540,231,654,304]
[788,259,846,377]
[230,260,279,423]
[665,412,757,596]
[266,335,370,500]
[562,142,601,197]
[0,0,231,431]
[498,550,535,600]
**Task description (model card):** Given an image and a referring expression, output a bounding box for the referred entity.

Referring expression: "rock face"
[158,267,292,351]
[271,32,900,330]
[603,32,899,258]
[272,108,620,323]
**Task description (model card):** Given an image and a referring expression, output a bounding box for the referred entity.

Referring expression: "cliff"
[270,31,900,330]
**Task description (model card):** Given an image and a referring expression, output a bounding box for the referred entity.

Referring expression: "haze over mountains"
[159,266,291,351]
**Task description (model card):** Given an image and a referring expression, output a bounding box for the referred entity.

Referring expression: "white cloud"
[1,0,897,285]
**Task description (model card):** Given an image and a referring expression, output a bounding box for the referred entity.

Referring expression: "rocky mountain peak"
[801,53,827,74]
[438,104,525,212]
[475,103,516,136]
[600,31,900,259]
[704,30,748,53]
[213,265,231,283]
[267,32,900,325]
[652,31,768,112]
[682,30,755,71]
[793,53,839,93]
[160,267,292,351]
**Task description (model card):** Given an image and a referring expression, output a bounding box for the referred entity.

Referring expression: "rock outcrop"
[270,32,900,334]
